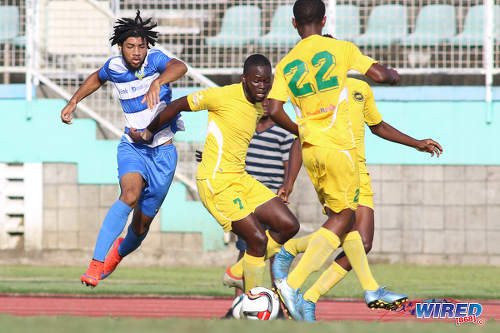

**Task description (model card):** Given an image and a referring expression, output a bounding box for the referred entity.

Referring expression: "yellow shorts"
[358,171,374,210]
[302,145,359,213]
[196,172,276,232]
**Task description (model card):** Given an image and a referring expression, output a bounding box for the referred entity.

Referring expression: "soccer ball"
[240,287,280,320]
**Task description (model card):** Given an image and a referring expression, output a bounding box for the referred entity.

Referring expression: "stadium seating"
[402,5,456,46]
[448,5,500,46]
[256,5,299,48]
[44,1,110,67]
[329,4,361,41]
[0,5,24,83]
[353,5,408,47]
[0,6,21,44]
[205,5,261,48]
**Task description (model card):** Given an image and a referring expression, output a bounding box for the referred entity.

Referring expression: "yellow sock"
[229,258,244,278]
[242,252,266,292]
[230,230,282,277]
[342,231,379,291]
[264,230,282,260]
[283,233,314,256]
[287,228,341,290]
[303,262,347,303]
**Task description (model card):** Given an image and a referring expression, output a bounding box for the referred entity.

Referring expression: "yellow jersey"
[187,83,264,179]
[268,34,376,150]
[346,78,382,174]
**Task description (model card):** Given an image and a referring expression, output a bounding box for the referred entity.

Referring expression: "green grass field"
[1,264,498,332]
[0,315,498,333]
[1,264,499,299]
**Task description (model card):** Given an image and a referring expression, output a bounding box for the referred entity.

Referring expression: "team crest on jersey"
[135,68,145,80]
[353,91,364,103]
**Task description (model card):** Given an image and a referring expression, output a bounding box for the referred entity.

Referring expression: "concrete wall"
[288,164,500,266]
[2,162,496,267]
[35,163,234,267]
[370,165,500,266]
[1,98,500,267]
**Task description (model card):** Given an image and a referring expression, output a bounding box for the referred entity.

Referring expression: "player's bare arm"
[369,121,443,157]
[278,160,290,204]
[365,63,400,85]
[268,99,299,135]
[60,70,105,124]
[142,59,188,111]
[129,95,191,143]
[278,138,302,203]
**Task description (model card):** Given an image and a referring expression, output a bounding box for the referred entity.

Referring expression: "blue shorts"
[117,137,177,218]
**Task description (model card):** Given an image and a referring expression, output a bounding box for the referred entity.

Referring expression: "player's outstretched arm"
[60,70,105,124]
[369,121,443,157]
[268,99,299,136]
[142,59,188,111]
[129,96,191,143]
[278,138,302,203]
[365,63,400,85]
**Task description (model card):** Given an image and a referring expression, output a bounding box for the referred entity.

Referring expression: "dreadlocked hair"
[110,10,158,47]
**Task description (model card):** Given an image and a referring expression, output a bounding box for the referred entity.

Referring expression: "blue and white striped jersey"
[245,125,295,191]
[98,49,184,147]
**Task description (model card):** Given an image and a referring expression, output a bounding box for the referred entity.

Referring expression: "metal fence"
[0,0,498,129]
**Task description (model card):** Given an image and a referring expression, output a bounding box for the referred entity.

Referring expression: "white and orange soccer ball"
[239,287,280,320]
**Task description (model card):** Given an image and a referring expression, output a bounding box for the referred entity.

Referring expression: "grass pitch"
[0,264,499,300]
[0,315,498,333]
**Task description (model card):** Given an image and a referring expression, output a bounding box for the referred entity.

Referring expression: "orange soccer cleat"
[81,259,104,288]
[101,238,124,280]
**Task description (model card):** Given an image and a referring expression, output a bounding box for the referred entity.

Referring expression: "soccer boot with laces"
[364,286,408,310]
[297,292,316,322]
[274,278,302,320]
[222,267,244,291]
[81,259,104,288]
[272,247,295,281]
[101,237,124,280]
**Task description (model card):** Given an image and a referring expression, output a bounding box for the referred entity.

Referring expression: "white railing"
[3,1,500,75]
[1,1,498,124]
[0,0,498,175]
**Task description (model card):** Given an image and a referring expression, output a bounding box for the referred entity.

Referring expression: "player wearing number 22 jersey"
[269,35,376,212]
[267,0,407,322]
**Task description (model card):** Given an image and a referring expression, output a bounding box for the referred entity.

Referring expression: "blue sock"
[92,200,131,262]
[118,224,149,257]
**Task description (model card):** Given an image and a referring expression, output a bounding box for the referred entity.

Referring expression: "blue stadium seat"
[402,5,456,46]
[0,6,22,44]
[353,5,408,47]
[205,5,261,48]
[257,5,299,48]
[328,4,360,41]
[448,5,500,46]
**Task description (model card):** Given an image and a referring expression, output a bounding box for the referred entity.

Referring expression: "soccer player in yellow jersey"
[266,0,407,320]
[129,54,300,293]
[277,77,443,321]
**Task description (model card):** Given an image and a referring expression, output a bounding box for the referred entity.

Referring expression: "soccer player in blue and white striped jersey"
[60,11,187,287]
[245,102,295,193]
